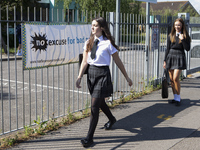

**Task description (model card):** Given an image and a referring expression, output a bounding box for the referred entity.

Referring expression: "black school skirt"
[166,49,187,70]
[87,65,113,98]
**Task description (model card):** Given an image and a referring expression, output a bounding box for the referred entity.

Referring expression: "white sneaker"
[16,50,22,56]
[18,52,22,56]
[16,50,20,56]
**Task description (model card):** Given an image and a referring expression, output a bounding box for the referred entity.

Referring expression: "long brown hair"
[86,17,119,52]
[169,18,191,43]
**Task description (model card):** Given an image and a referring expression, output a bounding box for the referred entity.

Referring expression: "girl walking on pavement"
[76,17,133,147]
[163,18,191,106]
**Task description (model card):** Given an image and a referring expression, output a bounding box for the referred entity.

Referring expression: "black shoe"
[168,99,176,104]
[175,101,181,106]
[104,117,116,130]
[81,138,94,147]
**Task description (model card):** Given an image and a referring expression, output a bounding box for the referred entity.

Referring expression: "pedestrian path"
[1,54,22,61]
[9,72,200,150]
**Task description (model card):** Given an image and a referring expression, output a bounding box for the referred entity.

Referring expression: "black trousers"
[86,97,115,140]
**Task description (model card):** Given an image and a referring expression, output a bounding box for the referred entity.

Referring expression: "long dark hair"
[170,18,191,43]
[86,17,119,52]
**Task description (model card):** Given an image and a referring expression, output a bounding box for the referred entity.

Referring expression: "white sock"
[176,95,181,102]
[174,94,177,100]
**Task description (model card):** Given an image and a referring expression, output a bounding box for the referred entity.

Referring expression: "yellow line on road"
[157,114,172,120]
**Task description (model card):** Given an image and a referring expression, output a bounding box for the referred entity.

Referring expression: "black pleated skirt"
[166,49,187,70]
[87,65,113,98]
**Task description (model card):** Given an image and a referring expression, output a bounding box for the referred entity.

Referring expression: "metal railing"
[1,5,200,135]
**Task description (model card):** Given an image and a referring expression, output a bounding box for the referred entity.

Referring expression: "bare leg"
[173,69,182,95]
[168,69,176,94]
[168,69,182,106]
[18,44,22,50]
[16,44,22,55]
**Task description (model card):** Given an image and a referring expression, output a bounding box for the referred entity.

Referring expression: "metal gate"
[1,5,200,135]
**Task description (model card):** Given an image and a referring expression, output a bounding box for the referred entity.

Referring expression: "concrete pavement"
[0,54,22,61]
[7,72,200,150]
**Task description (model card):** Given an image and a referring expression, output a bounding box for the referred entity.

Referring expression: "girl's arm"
[179,34,190,51]
[112,52,132,86]
[164,36,171,61]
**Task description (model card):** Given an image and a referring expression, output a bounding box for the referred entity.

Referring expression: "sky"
[157,0,200,14]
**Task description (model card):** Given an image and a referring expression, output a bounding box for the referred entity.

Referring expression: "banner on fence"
[22,23,91,70]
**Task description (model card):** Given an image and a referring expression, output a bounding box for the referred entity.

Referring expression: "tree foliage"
[1,0,21,7]
[0,0,33,9]
[178,4,200,17]
[0,0,44,21]
[55,0,141,14]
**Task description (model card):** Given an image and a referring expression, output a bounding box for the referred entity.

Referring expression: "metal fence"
[1,6,200,135]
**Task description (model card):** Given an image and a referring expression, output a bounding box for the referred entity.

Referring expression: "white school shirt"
[83,36,118,66]
[176,32,181,36]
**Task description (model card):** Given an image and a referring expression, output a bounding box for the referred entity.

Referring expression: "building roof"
[140,1,198,15]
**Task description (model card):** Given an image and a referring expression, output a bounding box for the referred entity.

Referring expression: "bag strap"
[163,69,167,78]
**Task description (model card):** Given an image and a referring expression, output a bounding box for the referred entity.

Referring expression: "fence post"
[153,15,160,82]
[144,2,150,85]
[187,26,192,70]
[182,13,190,77]
[109,12,117,101]
[166,16,172,82]
[114,0,120,94]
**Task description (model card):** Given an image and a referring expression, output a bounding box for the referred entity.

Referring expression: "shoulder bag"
[161,69,168,98]
[79,53,89,74]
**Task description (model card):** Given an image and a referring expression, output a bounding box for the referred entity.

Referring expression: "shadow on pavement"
[94,99,200,149]
[20,98,200,150]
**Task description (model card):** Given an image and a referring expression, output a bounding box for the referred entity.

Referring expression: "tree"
[178,4,200,17]
[1,0,21,20]
[0,0,20,7]
[55,0,141,14]
[0,0,42,53]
